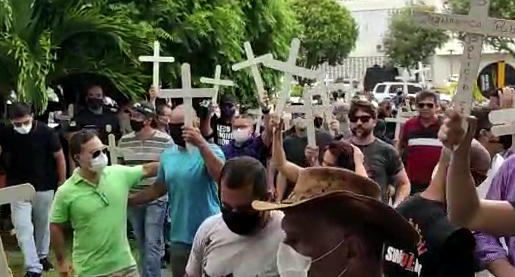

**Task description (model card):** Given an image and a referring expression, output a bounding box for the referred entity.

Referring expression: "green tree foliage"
[383,4,449,69]
[109,0,299,107]
[0,0,156,113]
[291,0,358,69]
[447,0,515,55]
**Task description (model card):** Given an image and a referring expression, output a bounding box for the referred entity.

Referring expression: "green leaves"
[291,0,358,69]
[383,4,449,69]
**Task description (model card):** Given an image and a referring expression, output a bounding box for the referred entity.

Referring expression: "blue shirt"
[221,137,266,162]
[157,144,224,244]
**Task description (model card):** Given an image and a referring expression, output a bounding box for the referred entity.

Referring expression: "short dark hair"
[8,102,31,120]
[415,90,439,104]
[220,157,267,199]
[324,141,356,171]
[156,103,171,116]
[70,130,98,165]
[349,100,377,119]
[471,107,493,139]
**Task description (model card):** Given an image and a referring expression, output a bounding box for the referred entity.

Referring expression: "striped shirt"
[400,116,443,187]
[118,130,173,194]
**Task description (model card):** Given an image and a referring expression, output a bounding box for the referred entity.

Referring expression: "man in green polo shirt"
[49,130,159,277]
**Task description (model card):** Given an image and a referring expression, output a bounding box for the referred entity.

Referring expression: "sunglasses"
[12,120,31,128]
[92,146,108,159]
[349,115,372,123]
[417,103,435,109]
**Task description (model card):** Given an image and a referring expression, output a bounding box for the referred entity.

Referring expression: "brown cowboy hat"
[252,167,419,249]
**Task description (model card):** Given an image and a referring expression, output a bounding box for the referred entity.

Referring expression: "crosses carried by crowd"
[284,93,317,147]
[414,62,430,89]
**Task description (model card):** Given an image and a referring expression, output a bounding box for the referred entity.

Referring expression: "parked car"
[372,82,423,103]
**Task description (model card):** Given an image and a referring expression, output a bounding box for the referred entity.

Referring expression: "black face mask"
[221,207,261,236]
[169,123,185,147]
[314,117,323,128]
[87,98,103,110]
[130,120,144,132]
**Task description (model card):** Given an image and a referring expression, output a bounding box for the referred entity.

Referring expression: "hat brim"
[253,191,419,250]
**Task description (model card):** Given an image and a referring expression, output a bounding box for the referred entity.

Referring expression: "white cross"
[310,80,339,130]
[413,0,515,127]
[232,42,271,104]
[0,184,35,277]
[200,65,235,104]
[263,38,323,115]
[139,41,176,106]
[385,110,419,140]
[413,62,431,89]
[395,68,411,97]
[489,98,515,145]
[159,63,216,151]
[324,74,334,86]
[283,92,317,147]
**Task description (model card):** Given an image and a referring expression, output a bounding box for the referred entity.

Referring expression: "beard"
[351,126,372,138]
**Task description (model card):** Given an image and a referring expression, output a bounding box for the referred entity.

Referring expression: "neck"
[79,167,99,184]
[136,127,154,139]
[419,115,435,124]
[351,134,375,146]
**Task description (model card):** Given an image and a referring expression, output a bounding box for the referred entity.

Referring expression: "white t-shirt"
[186,211,285,277]
[476,154,504,199]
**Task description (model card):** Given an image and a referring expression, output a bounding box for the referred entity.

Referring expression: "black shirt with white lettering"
[0,122,62,191]
[210,116,233,147]
[68,107,121,143]
[383,195,477,277]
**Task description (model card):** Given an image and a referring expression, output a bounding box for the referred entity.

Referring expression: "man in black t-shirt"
[0,103,66,277]
[209,94,238,146]
[67,85,121,144]
[383,143,490,277]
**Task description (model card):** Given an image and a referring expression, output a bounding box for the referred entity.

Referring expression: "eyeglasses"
[91,146,108,159]
[417,103,435,109]
[349,115,372,123]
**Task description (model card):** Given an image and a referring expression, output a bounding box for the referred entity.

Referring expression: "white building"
[331,0,511,90]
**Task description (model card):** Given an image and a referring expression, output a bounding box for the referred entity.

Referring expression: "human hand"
[57,260,74,277]
[438,109,477,153]
[304,145,319,166]
[350,144,364,165]
[149,85,158,100]
[329,118,339,133]
[499,87,515,109]
[182,126,206,147]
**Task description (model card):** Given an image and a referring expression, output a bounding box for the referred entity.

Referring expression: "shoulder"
[34,122,54,134]
[196,213,224,236]
[496,154,515,176]
[315,129,332,138]
[395,196,422,214]
[120,132,136,141]
[153,130,172,140]
[373,139,396,152]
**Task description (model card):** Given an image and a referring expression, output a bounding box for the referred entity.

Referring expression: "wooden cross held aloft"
[395,68,411,99]
[385,111,419,141]
[413,0,515,130]
[139,41,176,106]
[55,104,75,122]
[263,38,323,116]
[200,65,235,104]
[0,184,35,277]
[108,134,163,165]
[489,97,515,146]
[232,42,272,136]
[413,62,430,89]
[159,63,216,152]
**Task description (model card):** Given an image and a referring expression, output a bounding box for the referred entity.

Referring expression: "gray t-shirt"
[356,138,403,202]
[283,129,334,167]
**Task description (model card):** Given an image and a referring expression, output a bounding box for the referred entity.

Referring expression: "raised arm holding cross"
[139,41,176,107]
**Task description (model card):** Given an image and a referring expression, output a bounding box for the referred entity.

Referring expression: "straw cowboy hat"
[252,167,419,249]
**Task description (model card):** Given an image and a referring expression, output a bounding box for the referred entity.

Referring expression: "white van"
[372,82,423,103]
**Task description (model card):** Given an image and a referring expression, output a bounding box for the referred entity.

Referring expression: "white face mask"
[14,122,32,135]
[277,240,347,277]
[90,152,108,172]
[232,128,251,143]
